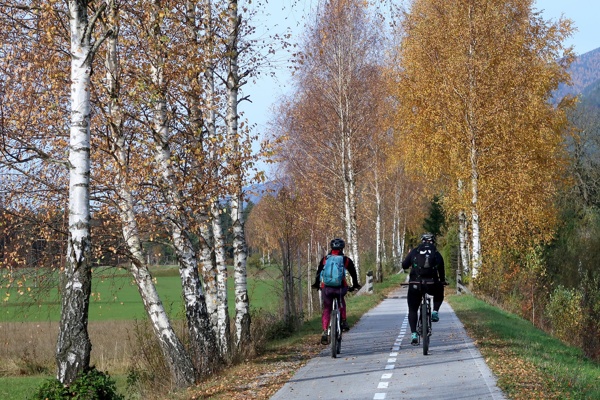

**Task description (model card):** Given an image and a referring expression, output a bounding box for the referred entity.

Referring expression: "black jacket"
[401,243,445,282]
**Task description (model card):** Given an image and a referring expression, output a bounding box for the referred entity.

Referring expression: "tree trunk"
[375,174,383,283]
[226,0,251,352]
[56,0,93,384]
[457,182,471,280]
[470,158,481,279]
[212,204,231,358]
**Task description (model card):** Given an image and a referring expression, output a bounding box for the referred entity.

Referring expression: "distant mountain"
[555,47,600,101]
[579,79,600,109]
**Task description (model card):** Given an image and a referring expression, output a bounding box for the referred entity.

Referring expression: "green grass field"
[0,265,285,399]
[1,266,282,323]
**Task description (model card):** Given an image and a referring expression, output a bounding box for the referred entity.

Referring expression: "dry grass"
[0,320,138,377]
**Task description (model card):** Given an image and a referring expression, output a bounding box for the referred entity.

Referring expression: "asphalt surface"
[270,285,507,400]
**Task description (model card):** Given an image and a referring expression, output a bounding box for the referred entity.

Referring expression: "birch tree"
[224,0,251,352]
[274,0,385,280]
[200,0,232,358]
[55,0,104,384]
[393,0,574,280]
[142,0,219,372]
[91,0,197,386]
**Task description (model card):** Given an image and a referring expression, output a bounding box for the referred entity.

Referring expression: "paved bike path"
[270,285,506,400]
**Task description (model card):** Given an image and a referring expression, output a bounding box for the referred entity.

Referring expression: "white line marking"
[381,373,393,379]
[378,382,389,389]
[374,393,386,400]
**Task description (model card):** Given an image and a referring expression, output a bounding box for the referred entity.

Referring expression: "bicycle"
[329,296,342,358]
[401,279,437,355]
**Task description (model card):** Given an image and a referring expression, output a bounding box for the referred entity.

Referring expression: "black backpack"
[412,243,437,277]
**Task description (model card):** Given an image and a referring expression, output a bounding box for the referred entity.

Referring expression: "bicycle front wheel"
[330,309,338,358]
[421,301,429,355]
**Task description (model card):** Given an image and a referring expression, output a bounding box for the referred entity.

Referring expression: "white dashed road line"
[374,306,409,400]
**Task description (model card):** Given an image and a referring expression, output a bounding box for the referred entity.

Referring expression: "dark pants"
[407,281,444,333]
[321,286,348,330]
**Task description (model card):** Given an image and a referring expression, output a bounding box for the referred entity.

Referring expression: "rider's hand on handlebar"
[349,284,361,293]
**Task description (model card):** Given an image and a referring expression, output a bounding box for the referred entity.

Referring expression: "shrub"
[545,285,583,347]
[31,367,123,400]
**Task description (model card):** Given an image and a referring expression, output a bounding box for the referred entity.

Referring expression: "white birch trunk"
[467,6,481,280]
[348,161,360,279]
[392,197,398,265]
[307,240,313,317]
[457,180,471,278]
[226,0,251,351]
[400,220,407,260]
[470,145,481,279]
[204,0,231,356]
[196,213,218,336]
[56,1,93,384]
[212,203,231,357]
[374,174,382,283]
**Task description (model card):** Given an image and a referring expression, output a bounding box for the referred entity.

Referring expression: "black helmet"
[420,232,435,243]
[330,238,345,250]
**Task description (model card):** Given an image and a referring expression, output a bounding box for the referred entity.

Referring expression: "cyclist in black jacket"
[401,232,446,344]
[312,238,361,344]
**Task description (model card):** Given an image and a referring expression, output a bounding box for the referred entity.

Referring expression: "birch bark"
[226,0,251,351]
[56,0,93,384]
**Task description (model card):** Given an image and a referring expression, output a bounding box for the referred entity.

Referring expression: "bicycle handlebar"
[400,281,448,286]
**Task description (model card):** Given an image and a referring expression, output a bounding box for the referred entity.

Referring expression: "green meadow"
[1,266,283,323]
[0,264,286,399]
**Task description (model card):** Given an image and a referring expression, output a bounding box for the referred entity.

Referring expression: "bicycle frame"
[401,279,436,355]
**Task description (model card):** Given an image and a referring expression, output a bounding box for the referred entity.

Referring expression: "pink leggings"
[321,286,348,330]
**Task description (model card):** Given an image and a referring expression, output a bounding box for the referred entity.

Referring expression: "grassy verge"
[448,294,600,400]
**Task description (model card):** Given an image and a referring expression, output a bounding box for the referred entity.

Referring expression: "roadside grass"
[448,294,600,400]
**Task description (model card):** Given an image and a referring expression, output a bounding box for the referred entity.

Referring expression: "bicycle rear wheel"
[336,316,342,355]
[330,308,338,358]
[421,301,429,355]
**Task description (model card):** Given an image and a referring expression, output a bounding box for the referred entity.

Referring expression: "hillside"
[555,47,600,101]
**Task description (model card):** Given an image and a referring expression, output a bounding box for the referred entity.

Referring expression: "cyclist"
[312,238,361,345]
[401,232,446,344]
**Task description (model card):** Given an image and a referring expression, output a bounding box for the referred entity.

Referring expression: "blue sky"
[535,0,600,55]
[243,0,600,176]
